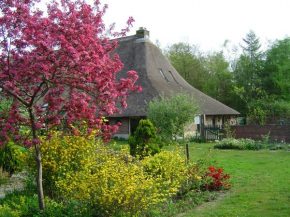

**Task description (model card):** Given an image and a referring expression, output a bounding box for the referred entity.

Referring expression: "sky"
[100,0,290,52]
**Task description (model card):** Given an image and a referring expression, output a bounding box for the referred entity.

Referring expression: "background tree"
[164,31,290,124]
[234,30,264,93]
[232,30,267,122]
[164,42,236,109]
[0,0,141,210]
[202,51,234,106]
[164,42,208,91]
[263,38,290,100]
[261,38,290,122]
[146,91,199,141]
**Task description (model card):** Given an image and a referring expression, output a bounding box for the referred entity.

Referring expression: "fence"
[230,125,290,143]
[202,125,224,141]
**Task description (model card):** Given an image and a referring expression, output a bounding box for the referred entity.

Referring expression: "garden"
[0,120,232,216]
[1,120,290,216]
[1,0,290,216]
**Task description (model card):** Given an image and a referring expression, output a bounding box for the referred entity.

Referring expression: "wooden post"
[185,143,190,163]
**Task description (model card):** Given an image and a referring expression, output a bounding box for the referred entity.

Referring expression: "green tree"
[164,42,208,91]
[128,119,162,158]
[263,38,290,100]
[233,30,266,120]
[260,37,290,123]
[234,86,270,125]
[202,51,234,106]
[146,91,199,141]
[234,30,264,94]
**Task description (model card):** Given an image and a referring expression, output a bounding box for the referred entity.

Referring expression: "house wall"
[108,117,129,138]
[204,115,237,126]
[184,122,198,137]
[231,125,290,143]
[109,115,239,139]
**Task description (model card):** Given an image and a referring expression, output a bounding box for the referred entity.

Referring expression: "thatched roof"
[112,33,240,117]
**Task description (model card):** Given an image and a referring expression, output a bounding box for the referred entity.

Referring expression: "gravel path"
[0,171,27,199]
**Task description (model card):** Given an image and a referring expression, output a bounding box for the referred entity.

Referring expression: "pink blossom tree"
[0,0,141,210]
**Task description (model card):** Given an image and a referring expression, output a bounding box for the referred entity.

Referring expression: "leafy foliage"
[128,119,163,158]
[0,191,91,217]
[164,42,207,91]
[214,138,261,150]
[147,91,199,141]
[165,32,290,123]
[263,38,290,100]
[201,166,231,191]
[0,142,23,176]
[189,135,206,143]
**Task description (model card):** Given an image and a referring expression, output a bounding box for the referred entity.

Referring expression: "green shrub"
[113,136,127,141]
[0,142,24,176]
[214,138,241,150]
[214,138,259,150]
[0,204,21,217]
[128,119,163,158]
[189,136,206,143]
[0,190,91,217]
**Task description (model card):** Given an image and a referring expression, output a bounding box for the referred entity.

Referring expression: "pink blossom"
[34,123,43,129]
[0,0,141,147]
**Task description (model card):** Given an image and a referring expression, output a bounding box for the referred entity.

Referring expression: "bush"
[128,119,163,158]
[142,149,188,192]
[0,190,91,217]
[56,145,187,216]
[113,136,126,141]
[213,138,240,150]
[22,125,232,216]
[189,136,206,143]
[0,142,24,176]
[0,204,21,217]
[29,127,182,216]
[200,166,231,191]
[214,138,260,150]
[23,126,101,198]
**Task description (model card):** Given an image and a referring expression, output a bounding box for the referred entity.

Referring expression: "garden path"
[0,171,26,199]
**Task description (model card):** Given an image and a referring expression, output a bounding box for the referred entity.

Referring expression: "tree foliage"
[128,119,162,158]
[263,38,290,100]
[147,91,199,141]
[164,42,207,91]
[0,0,141,210]
[202,51,234,105]
[165,31,290,124]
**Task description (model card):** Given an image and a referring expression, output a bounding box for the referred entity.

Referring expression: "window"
[115,119,122,125]
[159,68,169,83]
[169,71,179,84]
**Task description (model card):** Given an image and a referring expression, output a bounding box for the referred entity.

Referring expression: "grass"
[109,139,128,151]
[113,141,290,217]
[170,143,290,217]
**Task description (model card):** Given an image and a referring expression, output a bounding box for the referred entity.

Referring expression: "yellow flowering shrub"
[142,149,188,194]
[24,124,194,215]
[39,130,99,197]
[23,124,100,197]
[58,147,154,215]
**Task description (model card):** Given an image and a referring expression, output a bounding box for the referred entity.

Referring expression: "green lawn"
[113,141,290,217]
[168,143,290,217]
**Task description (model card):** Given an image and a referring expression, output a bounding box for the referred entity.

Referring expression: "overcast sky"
[100,0,290,52]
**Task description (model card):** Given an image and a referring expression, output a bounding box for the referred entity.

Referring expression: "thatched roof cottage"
[109,28,239,139]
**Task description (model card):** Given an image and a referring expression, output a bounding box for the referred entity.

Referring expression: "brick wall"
[231,125,290,143]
